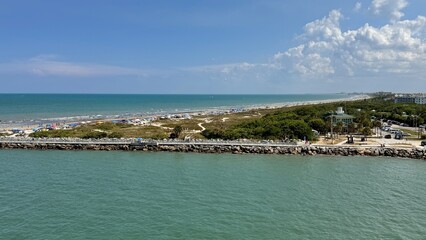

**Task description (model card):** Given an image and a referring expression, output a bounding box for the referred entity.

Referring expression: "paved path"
[197,123,206,131]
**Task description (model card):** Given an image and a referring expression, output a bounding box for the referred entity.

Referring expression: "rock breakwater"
[1,141,425,160]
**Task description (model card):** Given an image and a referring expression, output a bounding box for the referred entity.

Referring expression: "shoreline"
[1,94,370,131]
[0,138,425,160]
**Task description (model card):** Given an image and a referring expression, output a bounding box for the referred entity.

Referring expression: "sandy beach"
[1,94,370,132]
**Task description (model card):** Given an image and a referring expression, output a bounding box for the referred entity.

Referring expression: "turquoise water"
[1,150,425,239]
[0,94,348,122]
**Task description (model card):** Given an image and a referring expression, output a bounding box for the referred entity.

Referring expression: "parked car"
[385,127,393,132]
[390,129,400,134]
[382,126,391,131]
[384,134,392,139]
[394,133,403,140]
[421,141,426,146]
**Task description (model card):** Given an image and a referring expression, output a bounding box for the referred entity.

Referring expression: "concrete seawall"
[1,140,425,160]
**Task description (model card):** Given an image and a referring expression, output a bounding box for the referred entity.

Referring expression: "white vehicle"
[382,126,391,131]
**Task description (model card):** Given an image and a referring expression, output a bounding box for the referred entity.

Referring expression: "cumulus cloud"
[369,0,408,22]
[0,55,153,77]
[273,8,426,81]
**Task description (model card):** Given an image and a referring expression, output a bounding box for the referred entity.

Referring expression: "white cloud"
[273,8,426,80]
[354,2,362,12]
[184,62,258,74]
[183,62,278,87]
[369,0,408,22]
[0,55,154,77]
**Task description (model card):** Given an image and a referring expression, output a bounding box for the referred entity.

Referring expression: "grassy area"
[27,110,267,140]
[160,118,204,131]
[155,110,265,130]
[29,122,168,139]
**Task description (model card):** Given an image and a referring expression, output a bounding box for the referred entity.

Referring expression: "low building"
[415,96,426,104]
[330,107,354,126]
[394,94,426,104]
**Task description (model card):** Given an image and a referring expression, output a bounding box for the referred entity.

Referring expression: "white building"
[394,94,426,104]
[414,96,426,104]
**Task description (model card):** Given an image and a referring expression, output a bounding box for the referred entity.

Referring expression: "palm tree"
[361,127,372,140]
[347,123,356,134]
[335,122,344,136]
[373,120,382,136]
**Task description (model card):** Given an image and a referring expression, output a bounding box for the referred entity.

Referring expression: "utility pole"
[418,117,421,139]
[414,116,419,138]
[413,115,420,138]
[330,112,333,144]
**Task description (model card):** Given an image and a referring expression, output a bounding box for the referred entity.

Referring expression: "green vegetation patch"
[29,122,153,139]
[202,96,426,141]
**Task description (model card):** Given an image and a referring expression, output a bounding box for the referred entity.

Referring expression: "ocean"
[0,94,350,123]
[1,150,425,239]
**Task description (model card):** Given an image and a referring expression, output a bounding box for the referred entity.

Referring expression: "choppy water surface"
[1,150,425,239]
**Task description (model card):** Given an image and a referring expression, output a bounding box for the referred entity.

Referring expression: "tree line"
[202,95,426,140]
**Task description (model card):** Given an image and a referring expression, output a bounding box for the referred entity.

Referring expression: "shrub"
[29,130,73,138]
[172,125,183,139]
[96,122,115,130]
[82,131,108,139]
[201,129,224,139]
[108,132,123,138]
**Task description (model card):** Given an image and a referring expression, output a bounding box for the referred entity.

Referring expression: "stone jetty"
[1,139,425,160]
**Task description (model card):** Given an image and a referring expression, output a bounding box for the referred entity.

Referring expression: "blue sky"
[1,0,425,93]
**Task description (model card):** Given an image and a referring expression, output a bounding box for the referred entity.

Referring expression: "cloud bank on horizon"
[0,0,425,93]
[0,55,152,77]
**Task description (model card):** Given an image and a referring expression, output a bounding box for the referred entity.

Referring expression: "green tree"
[357,112,372,129]
[172,125,183,139]
[361,127,372,139]
[201,129,224,139]
[285,120,313,140]
[335,122,344,135]
[347,123,356,134]
[418,117,424,125]
[373,120,382,135]
[308,118,326,134]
